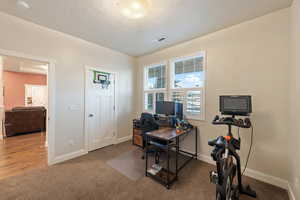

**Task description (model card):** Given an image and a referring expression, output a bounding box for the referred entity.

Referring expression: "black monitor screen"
[220,96,252,115]
[156,101,175,116]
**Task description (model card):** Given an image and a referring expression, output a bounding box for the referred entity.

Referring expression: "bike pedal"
[209,171,219,184]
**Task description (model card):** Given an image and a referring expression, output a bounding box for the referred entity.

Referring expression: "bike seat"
[208,136,226,148]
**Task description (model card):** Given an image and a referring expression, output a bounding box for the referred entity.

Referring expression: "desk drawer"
[133,129,142,136]
[133,135,143,147]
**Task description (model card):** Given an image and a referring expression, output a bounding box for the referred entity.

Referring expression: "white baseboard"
[182,149,290,190]
[288,183,296,200]
[243,167,289,190]
[115,135,132,144]
[199,153,289,189]
[49,149,87,165]
[49,136,131,165]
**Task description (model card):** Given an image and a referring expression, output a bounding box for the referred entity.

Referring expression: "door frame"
[0,48,56,165]
[84,66,118,152]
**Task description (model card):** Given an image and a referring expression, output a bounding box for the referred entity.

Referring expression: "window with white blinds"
[144,63,167,112]
[143,52,205,120]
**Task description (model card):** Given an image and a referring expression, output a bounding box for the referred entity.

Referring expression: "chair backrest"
[140,113,159,131]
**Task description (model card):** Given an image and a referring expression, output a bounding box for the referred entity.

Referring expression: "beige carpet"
[0,141,289,200]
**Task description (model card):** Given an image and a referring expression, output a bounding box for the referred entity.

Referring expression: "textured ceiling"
[0,0,293,56]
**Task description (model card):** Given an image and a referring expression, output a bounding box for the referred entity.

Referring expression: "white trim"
[84,66,119,153]
[142,62,168,112]
[244,168,289,190]
[169,51,206,65]
[169,51,206,121]
[181,148,290,190]
[169,51,206,91]
[49,149,87,165]
[114,135,132,144]
[143,61,167,91]
[199,154,289,189]
[0,105,4,139]
[0,48,56,166]
[141,52,206,120]
[288,183,296,200]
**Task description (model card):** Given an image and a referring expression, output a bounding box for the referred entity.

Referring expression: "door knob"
[89,114,94,117]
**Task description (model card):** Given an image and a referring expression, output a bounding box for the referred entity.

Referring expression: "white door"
[86,69,116,151]
[25,84,48,107]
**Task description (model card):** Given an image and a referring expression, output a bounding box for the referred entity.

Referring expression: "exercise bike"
[209,96,257,200]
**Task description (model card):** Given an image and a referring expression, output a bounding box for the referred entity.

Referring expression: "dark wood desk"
[144,127,198,189]
[146,127,189,140]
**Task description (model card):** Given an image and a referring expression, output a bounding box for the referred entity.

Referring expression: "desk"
[144,127,198,189]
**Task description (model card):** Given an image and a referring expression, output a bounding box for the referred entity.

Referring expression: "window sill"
[185,117,206,122]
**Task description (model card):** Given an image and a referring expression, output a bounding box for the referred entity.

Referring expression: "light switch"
[68,104,80,111]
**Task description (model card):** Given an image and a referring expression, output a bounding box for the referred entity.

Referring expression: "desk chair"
[139,113,166,164]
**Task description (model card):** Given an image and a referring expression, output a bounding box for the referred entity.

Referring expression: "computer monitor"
[220,95,252,116]
[156,101,183,120]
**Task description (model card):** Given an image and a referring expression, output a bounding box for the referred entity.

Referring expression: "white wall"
[0,12,135,159]
[136,9,290,181]
[289,0,300,198]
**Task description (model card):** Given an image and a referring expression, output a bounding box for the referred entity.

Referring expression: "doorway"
[0,49,55,179]
[85,67,117,152]
[0,55,48,179]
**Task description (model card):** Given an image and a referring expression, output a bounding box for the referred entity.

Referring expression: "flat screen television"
[220,95,252,116]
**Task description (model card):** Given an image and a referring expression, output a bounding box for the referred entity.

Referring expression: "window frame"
[169,52,206,120]
[142,52,206,121]
[143,62,168,113]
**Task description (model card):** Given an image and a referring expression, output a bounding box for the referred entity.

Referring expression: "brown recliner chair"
[4,106,46,137]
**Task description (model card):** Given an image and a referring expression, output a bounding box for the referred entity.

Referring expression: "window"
[144,64,167,112]
[144,64,166,90]
[143,52,205,120]
[170,53,205,120]
[173,56,204,88]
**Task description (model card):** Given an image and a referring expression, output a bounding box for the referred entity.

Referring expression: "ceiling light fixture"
[157,37,167,42]
[17,0,30,9]
[118,0,150,19]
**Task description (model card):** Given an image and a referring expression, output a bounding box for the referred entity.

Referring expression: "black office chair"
[140,113,165,164]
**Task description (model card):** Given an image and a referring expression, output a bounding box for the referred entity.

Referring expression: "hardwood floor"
[0,132,47,180]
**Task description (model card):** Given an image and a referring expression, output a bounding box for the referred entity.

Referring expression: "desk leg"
[195,127,198,159]
[145,136,148,176]
[166,140,170,189]
[176,137,179,180]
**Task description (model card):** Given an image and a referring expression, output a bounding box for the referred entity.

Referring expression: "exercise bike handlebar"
[212,115,252,128]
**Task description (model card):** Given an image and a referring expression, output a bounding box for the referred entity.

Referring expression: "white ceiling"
[1,55,48,75]
[0,0,293,56]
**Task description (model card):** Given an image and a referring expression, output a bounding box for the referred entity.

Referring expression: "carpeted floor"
[0,141,289,200]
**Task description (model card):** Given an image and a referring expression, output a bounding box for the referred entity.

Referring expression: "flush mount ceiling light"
[17,0,30,9]
[118,0,150,19]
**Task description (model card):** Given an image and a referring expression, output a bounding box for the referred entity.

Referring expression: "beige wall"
[136,9,290,180]
[289,0,300,198]
[0,12,135,158]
